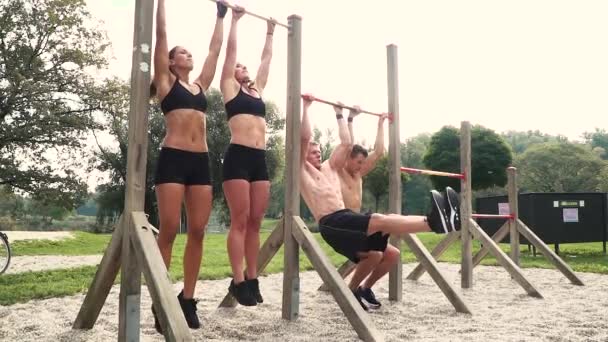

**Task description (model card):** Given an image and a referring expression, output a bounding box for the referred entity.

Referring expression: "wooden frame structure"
[316,46,473,317]
[405,122,584,294]
[73,0,193,340]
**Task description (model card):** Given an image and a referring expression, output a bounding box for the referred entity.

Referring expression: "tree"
[0,186,25,219]
[516,142,607,192]
[27,197,71,227]
[501,130,566,155]
[401,134,432,214]
[90,78,163,227]
[423,125,513,192]
[0,0,109,209]
[583,128,608,160]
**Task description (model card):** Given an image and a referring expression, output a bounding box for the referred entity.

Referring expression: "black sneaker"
[351,288,369,312]
[445,187,461,231]
[177,290,201,329]
[151,305,162,334]
[229,279,257,306]
[247,278,264,304]
[426,190,451,234]
[357,287,381,309]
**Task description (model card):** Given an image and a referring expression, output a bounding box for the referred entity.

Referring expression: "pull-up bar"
[472,213,515,220]
[301,94,389,119]
[207,0,290,29]
[400,167,465,179]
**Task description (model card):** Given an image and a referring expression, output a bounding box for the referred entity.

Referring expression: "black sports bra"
[160,79,207,115]
[224,87,266,120]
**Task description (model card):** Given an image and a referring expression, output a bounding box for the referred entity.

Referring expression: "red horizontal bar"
[472,213,514,220]
[400,167,465,179]
[301,94,386,118]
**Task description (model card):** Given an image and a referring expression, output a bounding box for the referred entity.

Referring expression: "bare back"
[300,161,345,222]
[338,169,363,212]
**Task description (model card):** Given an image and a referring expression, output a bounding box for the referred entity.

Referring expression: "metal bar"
[471,213,514,220]
[208,0,290,28]
[400,167,465,179]
[301,94,386,117]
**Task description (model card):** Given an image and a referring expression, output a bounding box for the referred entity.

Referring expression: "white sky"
[83,0,608,189]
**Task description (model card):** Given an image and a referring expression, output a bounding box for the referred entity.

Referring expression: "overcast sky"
[82,0,608,188]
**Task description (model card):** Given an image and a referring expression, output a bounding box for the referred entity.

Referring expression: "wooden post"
[470,222,509,268]
[282,14,302,321]
[386,44,402,302]
[460,121,473,288]
[117,0,155,339]
[507,167,520,265]
[406,231,460,280]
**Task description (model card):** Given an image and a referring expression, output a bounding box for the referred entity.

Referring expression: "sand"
[1,262,608,342]
[5,231,74,242]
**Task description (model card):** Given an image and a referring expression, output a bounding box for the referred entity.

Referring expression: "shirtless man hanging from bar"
[299,95,461,310]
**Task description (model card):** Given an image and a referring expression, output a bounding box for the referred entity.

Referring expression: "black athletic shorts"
[154,147,211,186]
[318,209,389,263]
[222,143,269,182]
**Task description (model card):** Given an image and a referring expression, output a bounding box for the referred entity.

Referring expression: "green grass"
[2,224,607,305]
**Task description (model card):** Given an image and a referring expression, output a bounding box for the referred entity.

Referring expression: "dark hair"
[350,144,368,158]
[150,46,181,98]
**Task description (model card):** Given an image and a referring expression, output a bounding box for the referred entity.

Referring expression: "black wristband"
[336,114,343,119]
[347,117,353,122]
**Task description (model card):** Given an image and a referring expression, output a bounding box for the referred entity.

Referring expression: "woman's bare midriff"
[162,109,208,152]
[228,114,266,149]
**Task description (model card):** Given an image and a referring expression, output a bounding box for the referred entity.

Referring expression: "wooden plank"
[219,219,285,307]
[116,0,155,339]
[460,121,473,288]
[402,234,472,314]
[282,15,303,321]
[130,212,192,341]
[406,231,460,281]
[507,167,520,265]
[318,261,356,292]
[471,222,509,268]
[292,217,384,342]
[73,216,124,329]
[469,220,543,298]
[517,220,584,286]
[386,44,402,302]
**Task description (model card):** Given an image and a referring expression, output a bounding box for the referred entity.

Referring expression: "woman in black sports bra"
[219,6,276,307]
[149,0,226,332]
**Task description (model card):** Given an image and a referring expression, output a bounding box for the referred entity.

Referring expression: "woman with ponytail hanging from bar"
[150,0,227,333]
[220,5,277,307]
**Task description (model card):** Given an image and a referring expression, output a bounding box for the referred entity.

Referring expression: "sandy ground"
[1,262,607,342]
[5,231,74,242]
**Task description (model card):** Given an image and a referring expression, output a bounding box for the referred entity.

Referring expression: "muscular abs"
[163,109,208,152]
[300,162,345,222]
[338,170,363,213]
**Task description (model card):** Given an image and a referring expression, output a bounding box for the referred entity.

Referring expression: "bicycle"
[0,231,11,275]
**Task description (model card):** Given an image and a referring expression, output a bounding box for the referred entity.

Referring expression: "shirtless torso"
[300,160,346,222]
[338,170,362,213]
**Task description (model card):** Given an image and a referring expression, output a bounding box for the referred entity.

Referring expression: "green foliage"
[0,0,109,208]
[501,130,567,155]
[401,134,432,214]
[582,128,608,160]
[423,125,513,192]
[516,142,607,192]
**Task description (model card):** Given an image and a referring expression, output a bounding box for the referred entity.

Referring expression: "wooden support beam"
[406,231,460,281]
[318,261,356,292]
[468,220,543,298]
[219,219,285,307]
[517,220,584,286]
[470,222,509,268]
[73,216,124,329]
[130,212,191,341]
[402,234,472,314]
[292,217,384,342]
[507,167,520,265]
